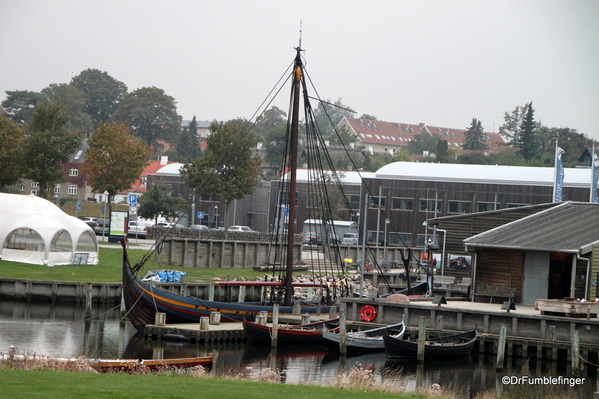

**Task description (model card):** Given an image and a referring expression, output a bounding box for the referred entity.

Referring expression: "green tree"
[174,116,203,161]
[21,103,83,199]
[82,123,149,210]
[313,98,355,138]
[463,118,487,151]
[70,69,128,127]
[262,124,288,169]
[137,182,188,224]
[358,114,377,120]
[436,139,450,162]
[408,133,438,156]
[253,106,287,140]
[180,120,262,227]
[0,116,25,190]
[111,87,181,151]
[498,104,527,147]
[516,102,537,161]
[41,83,94,133]
[1,90,44,125]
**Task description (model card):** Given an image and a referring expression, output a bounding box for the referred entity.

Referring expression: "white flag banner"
[553,147,565,202]
[592,150,599,203]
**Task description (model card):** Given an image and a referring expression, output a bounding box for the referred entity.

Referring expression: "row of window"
[23,184,78,195]
[369,196,528,214]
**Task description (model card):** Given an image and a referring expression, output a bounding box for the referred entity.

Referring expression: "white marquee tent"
[0,193,99,266]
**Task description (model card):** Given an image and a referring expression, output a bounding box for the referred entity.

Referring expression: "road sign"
[76,201,81,213]
[129,194,137,205]
[197,211,205,219]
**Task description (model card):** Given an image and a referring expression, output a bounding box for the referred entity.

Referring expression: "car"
[94,218,110,236]
[190,224,209,230]
[302,231,322,246]
[81,217,98,229]
[155,222,185,229]
[341,233,359,245]
[128,221,151,238]
[227,225,256,233]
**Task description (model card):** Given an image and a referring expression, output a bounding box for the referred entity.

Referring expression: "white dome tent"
[0,193,99,266]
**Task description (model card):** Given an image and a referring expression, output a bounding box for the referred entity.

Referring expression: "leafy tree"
[70,69,128,127]
[392,147,413,162]
[174,116,202,161]
[21,103,83,199]
[408,133,438,156]
[137,182,188,224]
[262,124,288,168]
[1,90,44,125]
[0,116,25,190]
[313,98,355,138]
[253,106,287,140]
[41,83,94,133]
[180,120,262,226]
[330,124,357,147]
[358,114,377,120]
[463,118,487,150]
[111,87,181,151]
[516,102,537,161]
[82,123,149,210]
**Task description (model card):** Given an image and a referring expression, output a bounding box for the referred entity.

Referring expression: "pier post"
[417,316,426,362]
[301,314,311,324]
[209,312,221,325]
[255,315,266,325]
[271,304,279,348]
[435,315,443,331]
[572,330,580,377]
[199,317,209,330]
[339,302,347,355]
[292,302,301,315]
[238,286,246,303]
[208,283,215,301]
[155,312,166,326]
[496,325,507,371]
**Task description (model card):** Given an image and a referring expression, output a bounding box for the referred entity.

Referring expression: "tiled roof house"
[338,118,505,155]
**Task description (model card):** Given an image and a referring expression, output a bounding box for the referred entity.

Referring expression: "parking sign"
[129,194,137,205]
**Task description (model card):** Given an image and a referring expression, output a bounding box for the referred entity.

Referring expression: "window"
[391,197,413,211]
[477,202,498,212]
[141,176,147,188]
[369,196,386,209]
[31,182,39,188]
[20,184,25,192]
[54,185,60,194]
[68,185,77,195]
[31,190,38,196]
[348,194,360,210]
[388,232,412,246]
[419,199,442,213]
[69,168,79,177]
[448,201,471,214]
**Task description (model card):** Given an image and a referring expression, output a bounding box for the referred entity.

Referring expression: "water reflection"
[0,300,594,398]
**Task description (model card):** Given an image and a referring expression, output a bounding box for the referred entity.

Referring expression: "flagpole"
[552,140,558,202]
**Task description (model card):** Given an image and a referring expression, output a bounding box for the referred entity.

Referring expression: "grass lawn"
[0,369,435,399]
[0,246,268,283]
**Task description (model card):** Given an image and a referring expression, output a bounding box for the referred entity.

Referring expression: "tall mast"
[284,46,303,306]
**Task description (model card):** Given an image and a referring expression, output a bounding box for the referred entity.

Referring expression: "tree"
[358,114,377,120]
[180,120,262,226]
[82,123,149,210]
[262,124,288,169]
[498,104,527,147]
[21,103,83,199]
[516,102,537,161]
[436,139,450,162]
[137,182,188,224]
[408,133,438,156]
[0,116,25,190]
[313,98,355,138]
[174,116,203,161]
[70,69,128,127]
[253,106,287,140]
[111,87,181,151]
[41,83,94,133]
[463,118,487,151]
[1,90,44,125]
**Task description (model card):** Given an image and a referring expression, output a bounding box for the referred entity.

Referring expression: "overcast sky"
[2,1,598,139]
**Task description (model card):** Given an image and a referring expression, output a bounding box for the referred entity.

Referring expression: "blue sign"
[76,201,81,213]
[129,194,137,205]
[197,211,205,219]
[285,205,289,215]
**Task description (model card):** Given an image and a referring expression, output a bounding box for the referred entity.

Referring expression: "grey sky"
[2,1,598,139]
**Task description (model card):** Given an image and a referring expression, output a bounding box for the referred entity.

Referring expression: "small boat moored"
[323,318,405,353]
[243,318,339,345]
[384,330,478,359]
[88,354,214,373]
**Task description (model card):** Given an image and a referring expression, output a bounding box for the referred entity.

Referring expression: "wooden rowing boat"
[384,330,478,359]
[242,318,339,345]
[88,354,214,373]
[322,319,405,353]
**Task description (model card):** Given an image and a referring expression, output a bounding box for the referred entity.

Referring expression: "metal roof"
[464,202,599,253]
[375,162,593,188]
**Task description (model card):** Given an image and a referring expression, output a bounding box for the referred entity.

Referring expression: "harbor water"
[0,299,594,398]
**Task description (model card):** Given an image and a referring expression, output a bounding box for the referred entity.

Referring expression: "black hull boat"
[322,319,405,353]
[243,318,339,345]
[383,330,478,359]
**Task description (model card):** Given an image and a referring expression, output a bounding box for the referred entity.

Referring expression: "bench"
[473,285,517,303]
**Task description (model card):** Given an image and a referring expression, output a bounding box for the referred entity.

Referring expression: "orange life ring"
[359,305,377,322]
